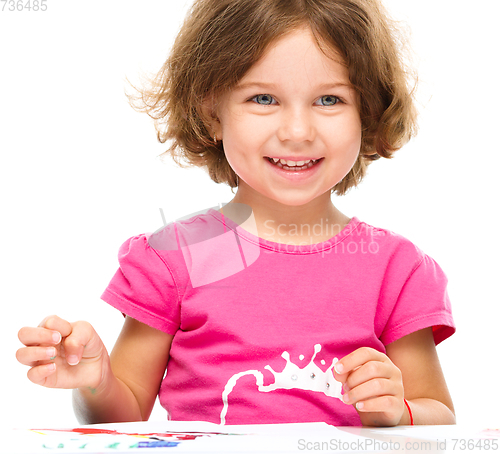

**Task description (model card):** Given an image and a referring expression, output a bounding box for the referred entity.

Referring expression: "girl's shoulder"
[354,217,421,245]
[352,218,432,267]
[112,210,219,271]
[146,208,225,253]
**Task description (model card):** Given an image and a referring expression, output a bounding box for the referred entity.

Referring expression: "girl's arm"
[17,315,173,424]
[333,327,455,426]
[385,327,455,425]
[73,316,173,424]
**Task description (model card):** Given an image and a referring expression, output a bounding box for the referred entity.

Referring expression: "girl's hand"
[16,315,109,392]
[333,347,406,426]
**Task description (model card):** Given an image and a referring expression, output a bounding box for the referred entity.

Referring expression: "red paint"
[34,428,231,440]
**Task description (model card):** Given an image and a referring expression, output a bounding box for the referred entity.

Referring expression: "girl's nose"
[277,107,315,143]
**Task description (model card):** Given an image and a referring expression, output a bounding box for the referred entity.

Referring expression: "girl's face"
[214,27,362,209]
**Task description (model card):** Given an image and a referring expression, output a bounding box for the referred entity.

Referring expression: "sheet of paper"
[0,421,373,453]
[2,421,498,453]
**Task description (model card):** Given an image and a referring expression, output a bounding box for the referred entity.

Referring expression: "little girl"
[16,0,455,427]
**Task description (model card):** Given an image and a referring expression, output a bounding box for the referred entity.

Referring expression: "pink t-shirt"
[101,209,455,426]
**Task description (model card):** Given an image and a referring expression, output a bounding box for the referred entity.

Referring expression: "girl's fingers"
[353,395,401,417]
[39,315,73,338]
[342,377,400,406]
[343,360,396,391]
[62,321,102,366]
[18,326,62,347]
[19,318,103,367]
[16,346,57,366]
[334,347,387,377]
[26,363,57,386]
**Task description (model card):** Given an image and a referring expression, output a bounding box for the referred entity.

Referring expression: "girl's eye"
[252,94,275,105]
[316,95,340,106]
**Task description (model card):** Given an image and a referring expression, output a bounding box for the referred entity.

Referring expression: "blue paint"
[136,440,180,448]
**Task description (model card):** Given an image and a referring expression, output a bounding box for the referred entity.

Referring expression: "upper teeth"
[272,158,313,167]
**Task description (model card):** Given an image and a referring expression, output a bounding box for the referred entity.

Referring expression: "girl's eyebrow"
[317,82,352,90]
[235,81,352,91]
[235,82,278,91]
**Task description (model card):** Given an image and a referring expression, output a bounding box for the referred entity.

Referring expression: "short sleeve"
[101,234,181,335]
[380,253,455,346]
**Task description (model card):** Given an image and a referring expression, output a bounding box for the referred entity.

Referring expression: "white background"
[1,0,499,430]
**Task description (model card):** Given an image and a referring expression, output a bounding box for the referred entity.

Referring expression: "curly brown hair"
[129,0,418,195]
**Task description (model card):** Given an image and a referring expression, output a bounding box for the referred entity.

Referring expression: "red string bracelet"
[404,399,414,425]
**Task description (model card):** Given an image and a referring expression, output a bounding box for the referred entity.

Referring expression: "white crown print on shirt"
[220,344,343,425]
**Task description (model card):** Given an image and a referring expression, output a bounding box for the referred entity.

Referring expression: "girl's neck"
[226,189,351,246]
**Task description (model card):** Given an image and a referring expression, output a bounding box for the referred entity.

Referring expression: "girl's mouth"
[266,157,323,171]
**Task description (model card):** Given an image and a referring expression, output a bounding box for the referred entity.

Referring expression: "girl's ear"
[201,96,222,140]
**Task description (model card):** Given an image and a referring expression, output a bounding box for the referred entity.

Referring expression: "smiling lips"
[266,157,322,171]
